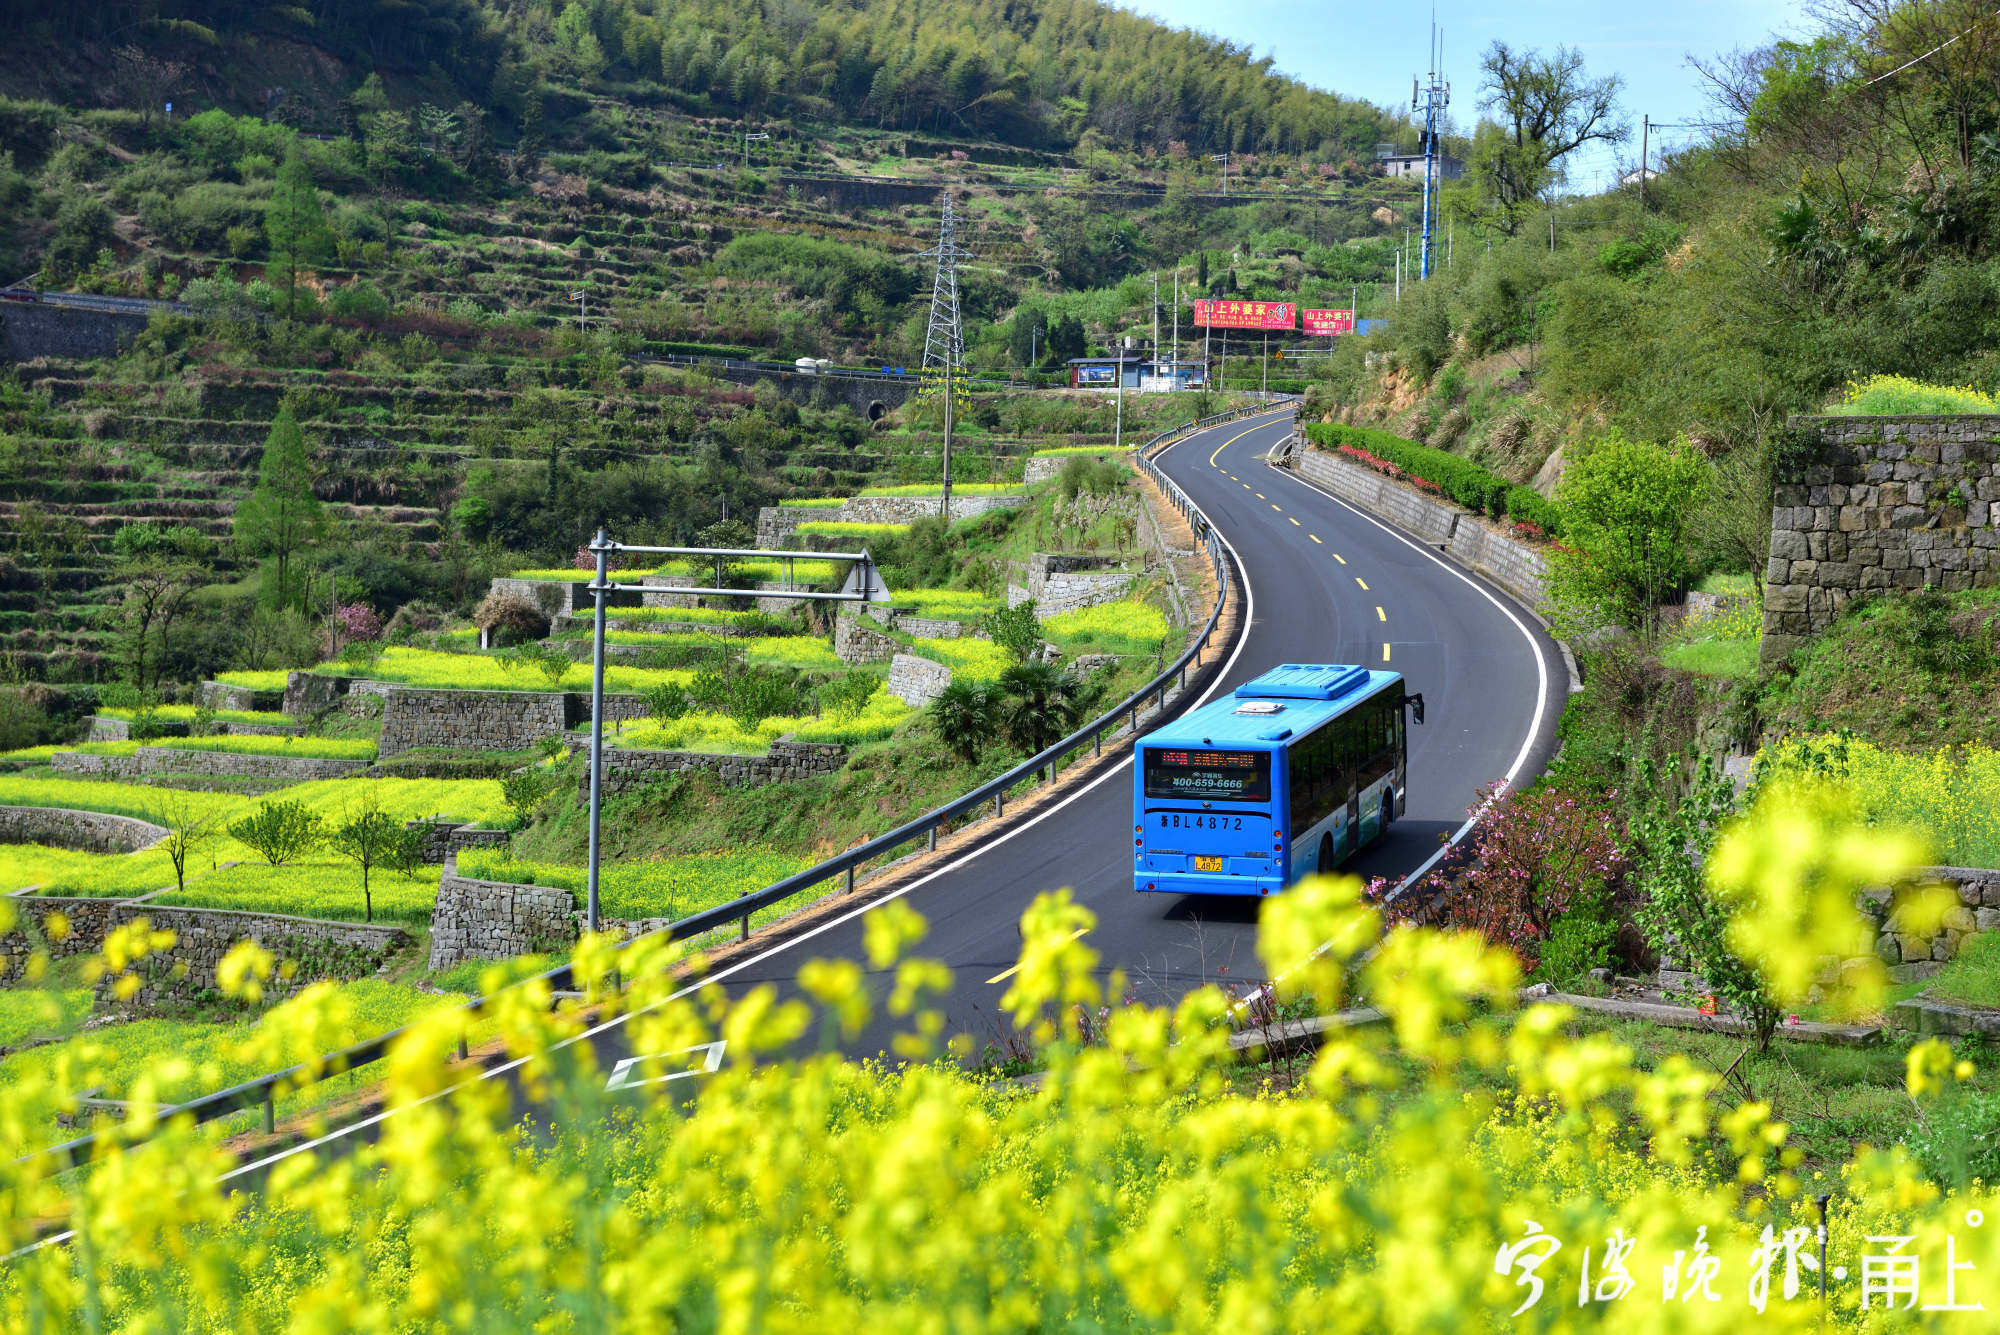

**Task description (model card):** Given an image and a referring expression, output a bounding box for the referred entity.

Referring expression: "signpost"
[1302,308,1357,337]
[1191,300,1297,331]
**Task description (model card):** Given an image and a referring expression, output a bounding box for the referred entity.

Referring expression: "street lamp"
[742,130,769,169]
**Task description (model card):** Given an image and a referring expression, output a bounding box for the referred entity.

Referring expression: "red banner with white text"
[1192,299,1297,331]
[1302,308,1356,336]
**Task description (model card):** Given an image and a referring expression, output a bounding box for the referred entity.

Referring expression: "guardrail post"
[845,866,855,895]
[927,826,938,852]
[995,793,1003,819]
[1179,665,1186,691]
[1093,730,1101,757]
[457,1036,469,1063]
[739,914,749,941]
[262,1088,274,1135]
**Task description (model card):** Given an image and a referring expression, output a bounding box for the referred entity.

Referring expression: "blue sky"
[1117,1,1813,189]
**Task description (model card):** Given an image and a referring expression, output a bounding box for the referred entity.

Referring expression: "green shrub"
[1302,423,1560,534]
[1529,897,1618,985]
[228,799,324,867]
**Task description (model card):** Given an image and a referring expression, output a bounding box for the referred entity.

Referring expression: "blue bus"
[1133,664,1424,897]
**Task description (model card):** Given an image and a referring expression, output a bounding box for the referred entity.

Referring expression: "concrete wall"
[584,738,849,799]
[52,746,368,783]
[1282,438,1548,608]
[0,301,149,362]
[887,653,952,707]
[1761,415,2000,665]
[2,895,411,1005]
[429,856,578,970]
[0,805,166,854]
[757,491,1027,548]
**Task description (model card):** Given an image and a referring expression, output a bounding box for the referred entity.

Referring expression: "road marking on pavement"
[1382,642,1391,662]
[1289,517,1300,527]
[1241,482,1251,489]
[84,407,1295,1227]
[985,928,1090,984]
[605,1041,726,1092]
[1270,504,1281,512]
[1376,605,1386,621]
[1255,492,1265,499]
[1355,577,1369,590]
[1309,533,1321,543]
[1333,553,1347,564]
[1208,421,1271,467]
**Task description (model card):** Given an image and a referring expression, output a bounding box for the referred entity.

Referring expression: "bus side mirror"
[1403,692,1425,725]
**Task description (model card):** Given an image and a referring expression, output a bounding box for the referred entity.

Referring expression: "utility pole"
[1640,113,1649,208]
[1114,336,1125,449]
[1412,21,1450,279]
[1261,333,1267,393]
[742,130,769,169]
[570,288,587,333]
[1151,271,1160,377]
[915,191,971,518]
[1210,151,1230,195]
[1172,267,1181,387]
[1395,248,1402,302]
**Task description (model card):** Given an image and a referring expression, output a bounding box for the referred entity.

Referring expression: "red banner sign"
[1302,308,1356,336]
[1192,299,1297,331]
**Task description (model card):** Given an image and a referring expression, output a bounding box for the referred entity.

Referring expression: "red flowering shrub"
[1383,783,1631,970]
[335,602,383,641]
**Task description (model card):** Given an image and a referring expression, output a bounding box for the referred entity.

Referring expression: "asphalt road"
[205,407,1569,1187]
[620,405,1569,1062]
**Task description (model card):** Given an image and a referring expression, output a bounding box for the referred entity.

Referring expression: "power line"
[914,191,972,517]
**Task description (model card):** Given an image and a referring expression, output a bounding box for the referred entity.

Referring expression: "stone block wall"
[405,819,511,863]
[1,894,411,1003]
[199,681,282,712]
[1026,452,1128,484]
[1761,415,2000,665]
[1281,438,1548,609]
[429,857,579,970]
[51,747,368,783]
[757,492,1028,547]
[887,653,952,707]
[1007,552,1137,615]
[584,738,850,799]
[0,806,166,854]
[379,687,570,757]
[835,608,901,664]
[486,577,580,618]
[87,715,190,741]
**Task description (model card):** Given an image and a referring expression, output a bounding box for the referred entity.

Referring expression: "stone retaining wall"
[0,805,166,854]
[199,681,283,712]
[1026,452,1128,484]
[1279,437,1548,608]
[87,714,188,741]
[757,492,1028,548]
[1007,551,1137,615]
[51,746,368,783]
[429,856,578,970]
[1761,415,2000,666]
[887,653,952,707]
[834,608,901,664]
[2,894,411,1004]
[375,685,646,758]
[584,738,850,799]
[405,819,511,863]
[487,577,581,618]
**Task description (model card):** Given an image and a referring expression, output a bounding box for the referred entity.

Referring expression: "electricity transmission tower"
[915,191,972,517]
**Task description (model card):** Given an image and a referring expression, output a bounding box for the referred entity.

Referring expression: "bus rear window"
[1143,748,1271,802]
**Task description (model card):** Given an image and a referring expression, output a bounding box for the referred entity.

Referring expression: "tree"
[264,147,335,317]
[114,524,209,693]
[981,602,1042,664]
[1008,306,1048,369]
[928,680,996,763]
[1047,315,1086,366]
[995,662,1086,755]
[1474,43,1627,232]
[229,799,323,867]
[43,197,113,284]
[234,407,328,614]
[159,793,225,897]
[328,790,424,924]
[1544,434,1705,636]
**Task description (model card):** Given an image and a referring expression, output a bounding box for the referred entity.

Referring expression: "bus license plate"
[1190,855,1225,872]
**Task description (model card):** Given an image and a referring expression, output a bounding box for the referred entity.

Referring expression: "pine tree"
[234,407,328,613]
[264,147,334,317]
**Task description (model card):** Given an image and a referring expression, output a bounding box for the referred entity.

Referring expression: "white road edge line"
[199,410,1287,1186]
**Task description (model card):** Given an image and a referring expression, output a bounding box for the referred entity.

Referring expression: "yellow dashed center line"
[1382,643,1392,662]
[1288,517,1300,527]
[1376,605,1386,621]
[1333,553,1347,565]
[1241,483,1251,490]
[987,928,1089,984]
[1355,577,1369,591]
[1270,504,1281,512]
[1309,534,1322,544]
[1255,492,1265,499]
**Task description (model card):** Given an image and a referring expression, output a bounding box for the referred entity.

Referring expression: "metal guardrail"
[15,401,1296,1184]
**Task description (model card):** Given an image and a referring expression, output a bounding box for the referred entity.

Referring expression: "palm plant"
[929,680,996,763]
[995,662,1086,755]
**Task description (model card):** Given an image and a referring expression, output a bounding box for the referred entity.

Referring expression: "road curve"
[205,408,1568,1186]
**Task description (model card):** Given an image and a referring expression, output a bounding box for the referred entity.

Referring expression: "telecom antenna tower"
[915,190,972,516]
[1412,20,1450,280]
